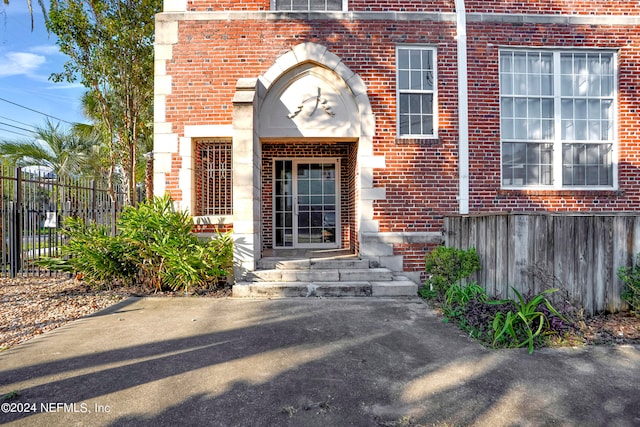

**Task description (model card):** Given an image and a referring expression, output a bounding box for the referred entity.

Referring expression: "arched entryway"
[231,42,382,279]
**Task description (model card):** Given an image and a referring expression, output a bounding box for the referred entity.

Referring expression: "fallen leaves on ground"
[582,311,640,345]
[0,277,130,350]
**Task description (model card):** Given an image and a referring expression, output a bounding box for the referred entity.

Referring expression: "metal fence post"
[9,168,22,277]
[91,180,97,223]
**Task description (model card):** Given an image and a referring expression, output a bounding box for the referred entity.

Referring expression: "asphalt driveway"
[1,297,639,426]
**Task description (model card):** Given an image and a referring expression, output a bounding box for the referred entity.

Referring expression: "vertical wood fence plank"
[444,216,450,247]
[575,216,592,314]
[633,216,640,258]
[472,216,481,284]
[495,215,509,298]
[553,216,568,306]
[592,217,605,313]
[485,215,497,291]
[531,214,552,294]
[509,215,529,299]
[603,216,615,314]
[468,217,478,283]
[609,216,626,312]
[583,216,596,316]
[462,216,470,250]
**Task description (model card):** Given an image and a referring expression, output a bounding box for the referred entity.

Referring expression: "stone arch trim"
[260,42,373,136]
[257,42,385,247]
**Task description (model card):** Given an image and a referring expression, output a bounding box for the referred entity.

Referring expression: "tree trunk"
[145,152,153,200]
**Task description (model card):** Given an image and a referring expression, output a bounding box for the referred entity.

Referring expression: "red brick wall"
[465,22,640,213]
[165,18,461,233]
[182,1,640,14]
[163,6,640,272]
[184,1,455,12]
[465,1,640,14]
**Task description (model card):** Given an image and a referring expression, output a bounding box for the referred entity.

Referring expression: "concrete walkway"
[1,297,639,426]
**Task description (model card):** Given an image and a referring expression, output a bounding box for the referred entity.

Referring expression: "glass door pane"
[274,160,293,247]
[296,162,336,245]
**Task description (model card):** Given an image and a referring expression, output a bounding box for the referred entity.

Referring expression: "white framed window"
[500,49,617,189]
[396,45,438,138]
[272,0,346,11]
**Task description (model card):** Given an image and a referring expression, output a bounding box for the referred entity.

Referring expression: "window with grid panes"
[273,0,344,11]
[500,50,616,188]
[396,46,437,138]
[196,140,232,216]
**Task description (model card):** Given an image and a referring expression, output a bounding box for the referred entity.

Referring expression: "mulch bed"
[0,277,231,351]
[582,311,640,345]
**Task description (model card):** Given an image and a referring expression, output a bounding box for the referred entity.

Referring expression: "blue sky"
[0,2,87,142]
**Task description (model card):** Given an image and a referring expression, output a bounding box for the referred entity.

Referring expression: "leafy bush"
[489,288,567,354]
[457,288,571,354]
[617,254,640,315]
[38,217,138,285]
[38,195,233,292]
[463,297,516,343]
[422,246,480,296]
[418,246,574,353]
[441,282,487,324]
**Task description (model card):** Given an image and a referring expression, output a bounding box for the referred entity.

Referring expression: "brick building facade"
[153,0,640,282]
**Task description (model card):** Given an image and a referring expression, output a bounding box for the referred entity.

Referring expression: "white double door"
[273,158,340,248]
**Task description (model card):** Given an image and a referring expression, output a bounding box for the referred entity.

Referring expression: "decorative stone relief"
[259,63,359,139]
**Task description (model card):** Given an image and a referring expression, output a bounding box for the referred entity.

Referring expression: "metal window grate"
[196,140,232,216]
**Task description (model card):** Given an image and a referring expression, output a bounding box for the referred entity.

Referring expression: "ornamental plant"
[39,195,233,292]
[617,254,640,315]
[421,246,480,296]
[490,288,567,354]
[419,246,574,353]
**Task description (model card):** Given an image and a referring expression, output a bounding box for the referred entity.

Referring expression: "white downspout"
[454,0,469,214]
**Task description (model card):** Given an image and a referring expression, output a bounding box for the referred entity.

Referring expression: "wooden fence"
[444,213,640,315]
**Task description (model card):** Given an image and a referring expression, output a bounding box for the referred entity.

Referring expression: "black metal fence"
[1,167,126,278]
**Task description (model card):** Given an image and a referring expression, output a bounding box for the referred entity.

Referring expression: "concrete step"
[246,267,393,283]
[257,256,370,270]
[232,279,418,298]
[371,280,418,297]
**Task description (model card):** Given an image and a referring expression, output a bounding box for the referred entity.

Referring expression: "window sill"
[395,137,440,146]
[193,215,233,226]
[497,188,623,197]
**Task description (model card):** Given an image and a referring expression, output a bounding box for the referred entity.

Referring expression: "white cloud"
[46,82,85,90]
[0,51,46,77]
[30,45,62,56]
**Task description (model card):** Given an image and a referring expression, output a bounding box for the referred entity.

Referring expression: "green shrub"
[617,254,640,315]
[417,245,572,353]
[38,217,138,285]
[421,246,480,296]
[444,282,486,307]
[441,282,487,326]
[490,288,565,354]
[38,195,233,293]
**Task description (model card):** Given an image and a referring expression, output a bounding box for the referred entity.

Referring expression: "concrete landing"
[1,298,638,426]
